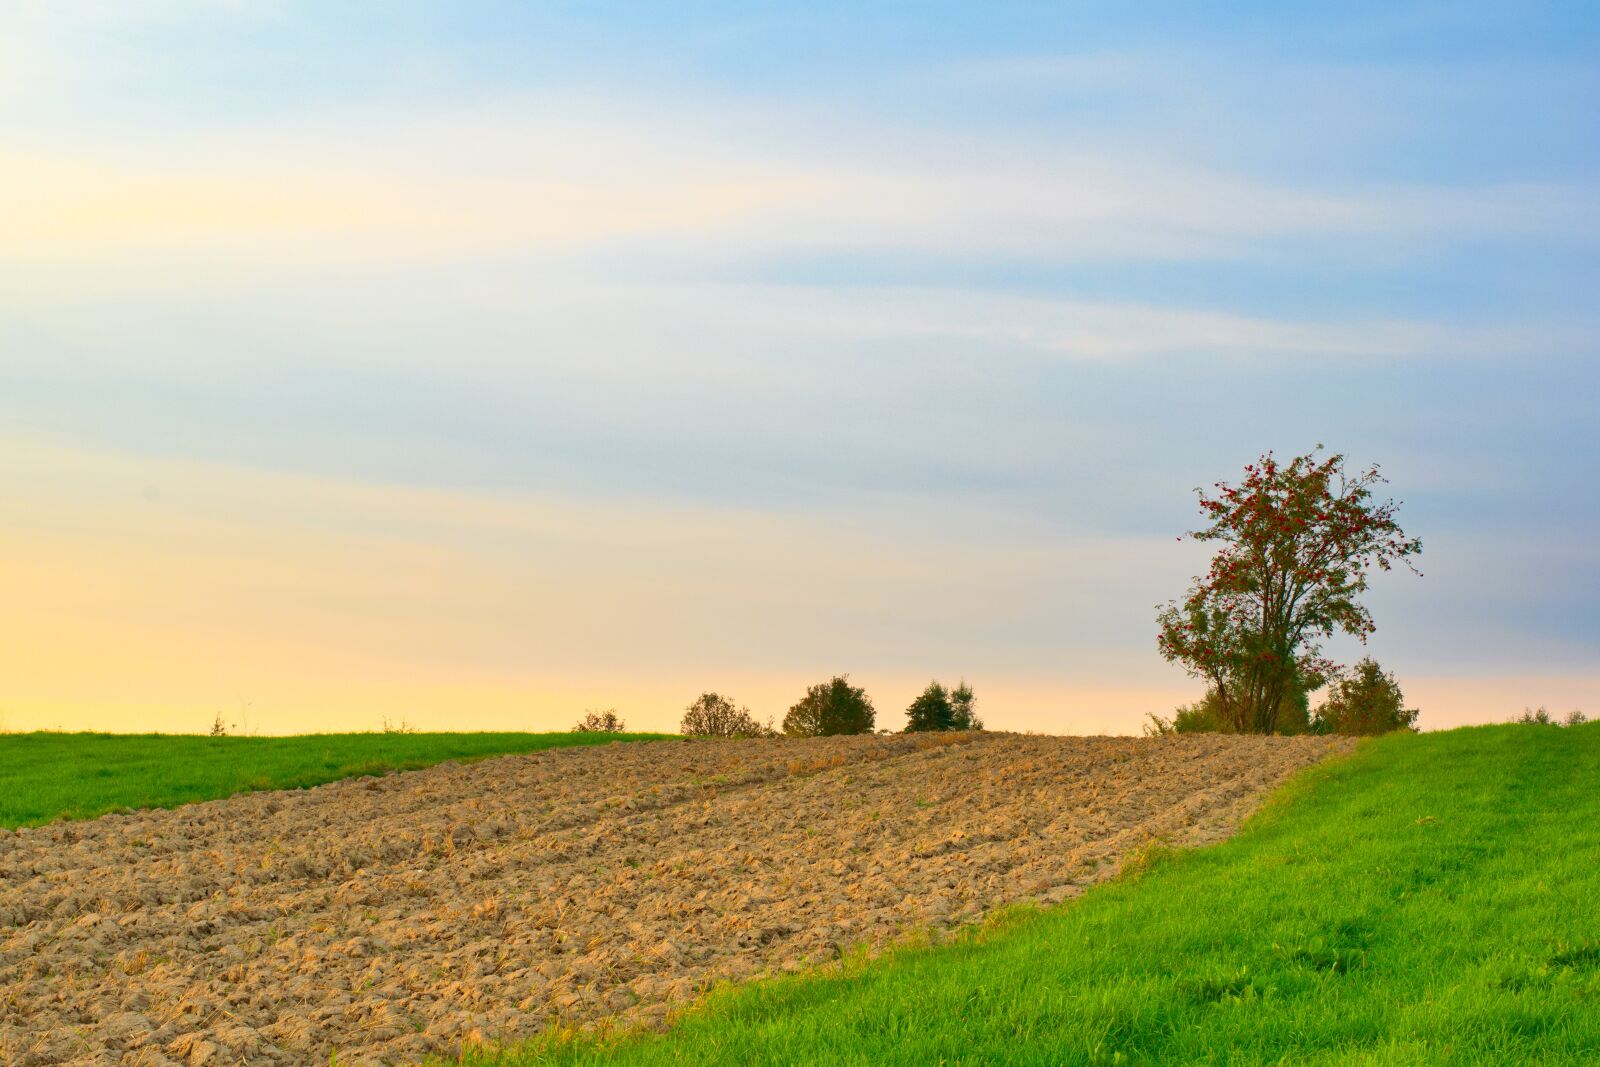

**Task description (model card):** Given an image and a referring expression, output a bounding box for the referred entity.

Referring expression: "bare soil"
[0,732,1348,1065]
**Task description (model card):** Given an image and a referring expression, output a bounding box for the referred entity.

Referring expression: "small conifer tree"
[904,682,953,732]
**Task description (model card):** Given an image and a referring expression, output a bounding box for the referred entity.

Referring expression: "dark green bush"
[905,680,982,732]
[904,682,952,732]
[783,675,875,737]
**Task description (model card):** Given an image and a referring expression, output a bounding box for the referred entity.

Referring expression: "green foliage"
[0,730,673,829]
[1145,691,1231,735]
[572,709,628,733]
[1513,706,1588,727]
[1157,447,1422,733]
[949,681,982,731]
[467,724,1600,1066]
[1277,680,1313,735]
[904,680,982,732]
[1311,658,1418,736]
[782,675,875,737]
[1145,678,1310,736]
[903,681,952,732]
[681,693,776,738]
[1173,704,1216,733]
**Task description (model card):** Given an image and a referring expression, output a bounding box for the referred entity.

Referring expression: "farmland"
[0,731,1339,1065]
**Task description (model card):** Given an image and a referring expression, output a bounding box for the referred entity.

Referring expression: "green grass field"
[0,730,673,829]
[468,724,1600,1066]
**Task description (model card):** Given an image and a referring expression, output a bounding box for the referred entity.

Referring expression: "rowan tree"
[783,675,875,737]
[1156,448,1421,734]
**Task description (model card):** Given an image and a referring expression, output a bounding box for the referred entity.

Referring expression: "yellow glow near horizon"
[2,438,1591,737]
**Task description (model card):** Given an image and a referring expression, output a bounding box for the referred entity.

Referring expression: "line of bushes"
[574,677,986,739]
[666,677,985,739]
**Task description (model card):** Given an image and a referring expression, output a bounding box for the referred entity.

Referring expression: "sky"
[2,1,1597,735]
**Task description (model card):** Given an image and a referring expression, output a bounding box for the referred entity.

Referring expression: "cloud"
[615,283,1587,362]
[4,91,1594,275]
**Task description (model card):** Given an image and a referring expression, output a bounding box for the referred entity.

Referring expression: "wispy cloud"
[5,93,1594,272]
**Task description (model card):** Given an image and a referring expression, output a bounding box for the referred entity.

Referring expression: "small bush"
[784,675,875,737]
[1512,706,1588,727]
[1312,659,1418,736]
[572,709,627,733]
[905,680,983,732]
[680,693,776,738]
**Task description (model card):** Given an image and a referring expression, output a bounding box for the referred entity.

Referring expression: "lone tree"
[904,681,953,732]
[1156,448,1421,734]
[905,680,983,732]
[783,675,875,737]
[1313,658,1419,736]
[680,692,775,737]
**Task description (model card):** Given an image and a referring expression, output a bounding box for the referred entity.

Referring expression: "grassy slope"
[0,731,674,829]
[477,725,1600,1066]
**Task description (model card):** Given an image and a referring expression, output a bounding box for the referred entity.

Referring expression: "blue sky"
[1,2,1596,733]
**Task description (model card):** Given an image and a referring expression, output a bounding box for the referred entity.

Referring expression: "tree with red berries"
[1156,447,1422,734]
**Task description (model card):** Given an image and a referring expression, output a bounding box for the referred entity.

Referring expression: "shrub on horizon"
[680,692,776,738]
[904,681,953,732]
[572,709,628,733]
[1312,658,1418,736]
[904,680,983,732]
[1512,706,1588,727]
[783,675,875,737]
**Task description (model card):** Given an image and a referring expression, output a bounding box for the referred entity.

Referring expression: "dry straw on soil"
[0,732,1346,1066]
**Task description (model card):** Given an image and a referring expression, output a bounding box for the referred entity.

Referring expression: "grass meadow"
[465,724,1600,1066]
[0,730,673,829]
